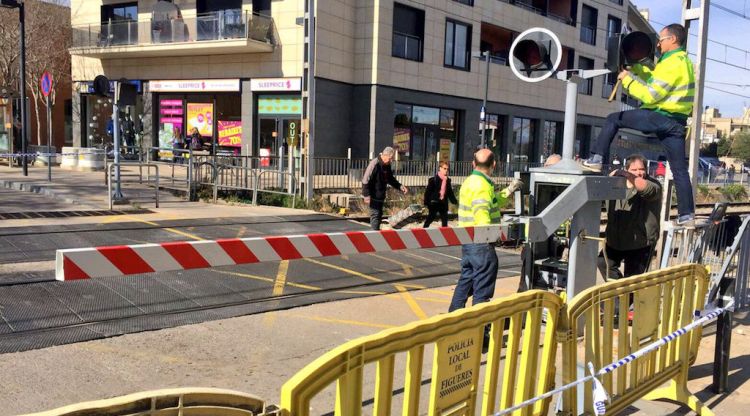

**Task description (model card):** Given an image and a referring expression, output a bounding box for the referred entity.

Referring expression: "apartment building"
[702,107,750,143]
[69,0,651,162]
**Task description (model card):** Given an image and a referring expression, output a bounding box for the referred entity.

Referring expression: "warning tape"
[493,303,732,416]
[55,225,510,281]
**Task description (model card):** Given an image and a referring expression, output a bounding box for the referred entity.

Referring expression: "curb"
[1,180,84,206]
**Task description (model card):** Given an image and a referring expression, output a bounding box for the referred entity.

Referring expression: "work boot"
[676,213,695,228]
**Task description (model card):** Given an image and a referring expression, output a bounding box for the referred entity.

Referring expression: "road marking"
[398,250,444,265]
[303,258,383,283]
[423,248,462,261]
[272,261,288,296]
[123,216,205,241]
[394,284,428,319]
[283,314,395,329]
[212,270,319,290]
[235,226,247,239]
[369,253,415,276]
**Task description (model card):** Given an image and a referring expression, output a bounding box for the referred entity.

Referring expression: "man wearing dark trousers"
[599,154,662,280]
[583,23,695,226]
[362,147,408,230]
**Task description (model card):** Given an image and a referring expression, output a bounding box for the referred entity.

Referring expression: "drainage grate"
[0,209,154,220]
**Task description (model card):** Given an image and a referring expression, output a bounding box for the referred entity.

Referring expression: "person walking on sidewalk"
[583,23,695,226]
[423,161,458,228]
[362,147,408,230]
[599,154,662,280]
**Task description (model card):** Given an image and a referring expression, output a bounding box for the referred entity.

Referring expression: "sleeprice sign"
[218,121,242,147]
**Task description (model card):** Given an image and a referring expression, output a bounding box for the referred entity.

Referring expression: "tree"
[0,0,71,145]
[717,137,732,157]
[731,132,750,163]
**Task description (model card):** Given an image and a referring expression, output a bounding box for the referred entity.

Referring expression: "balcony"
[70,11,275,58]
[498,0,575,26]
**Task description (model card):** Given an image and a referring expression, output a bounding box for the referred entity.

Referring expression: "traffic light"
[606,31,656,73]
[93,75,110,96]
[117,78,137,106]
[509,27,562,83]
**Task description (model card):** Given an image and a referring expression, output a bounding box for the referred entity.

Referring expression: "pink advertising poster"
[217,121,242,147]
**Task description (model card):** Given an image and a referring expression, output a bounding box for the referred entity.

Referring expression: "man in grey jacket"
[362,147,408,230]
[599,154,662,280]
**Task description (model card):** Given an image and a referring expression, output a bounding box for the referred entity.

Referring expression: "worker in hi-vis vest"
[449,148,522,314]
[583,23,695,226]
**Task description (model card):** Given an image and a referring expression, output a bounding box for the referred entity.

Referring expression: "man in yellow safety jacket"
[583,23,695,226]
[449,148,521,313]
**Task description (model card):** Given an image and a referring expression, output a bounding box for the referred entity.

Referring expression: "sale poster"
[218,121,242,147]
[187,103,213,136]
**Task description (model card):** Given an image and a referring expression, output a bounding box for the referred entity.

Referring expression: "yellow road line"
[283,314,395,329]
[394,284,428,320]
[122,216,204,241]
[212,270,319,290]
[272,261,289,296]
[235,226,247,239]
[303,258,383,283]
[370,253,414,276]
[398,250,444,265]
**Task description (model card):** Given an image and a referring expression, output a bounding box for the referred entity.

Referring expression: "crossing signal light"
[117,78,137,106]
[509,27,562,83]
[606,31,656,73]
[93,75,110,97]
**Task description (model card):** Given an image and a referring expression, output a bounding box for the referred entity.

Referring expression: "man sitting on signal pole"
[583,23,696,226]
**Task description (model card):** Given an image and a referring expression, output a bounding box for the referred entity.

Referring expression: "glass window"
[606,15,622,50]
[101,2,138,45]
[392,3,425,61]
[393,103,412,156]
[542,121,562,157]
[412,106,440,125]
[578,56,594,95]
[453,0,473,5]
[511,117,535,166]
[580,5,598,46]
[444,19,472,70]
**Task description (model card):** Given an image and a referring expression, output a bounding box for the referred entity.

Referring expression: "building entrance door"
[411,124,441,161]
[257,116,301,167]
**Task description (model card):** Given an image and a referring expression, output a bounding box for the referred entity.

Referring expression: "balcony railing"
[498,0,575,26]
[72,11,275,49]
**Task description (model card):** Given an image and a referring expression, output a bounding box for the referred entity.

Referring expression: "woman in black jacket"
[423,161,458,227]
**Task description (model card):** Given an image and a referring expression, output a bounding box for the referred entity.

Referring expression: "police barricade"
[280,290,563,416]
[22,387,275,416]
[560,263,711,416]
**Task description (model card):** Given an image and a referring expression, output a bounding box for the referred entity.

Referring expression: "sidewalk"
[0,164,315,228]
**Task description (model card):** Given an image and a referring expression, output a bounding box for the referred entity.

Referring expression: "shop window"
[542,120,562,157]
[445,19,472,70]
[392,103,459,161]
[392,3,425,62]
[511,117,536,167]
[482,113,505,154]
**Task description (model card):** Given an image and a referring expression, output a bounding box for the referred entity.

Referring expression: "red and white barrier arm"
[55,225,509,281]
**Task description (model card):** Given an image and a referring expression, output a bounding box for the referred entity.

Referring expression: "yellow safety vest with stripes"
[458,170,508,227]
[621,48,695,120]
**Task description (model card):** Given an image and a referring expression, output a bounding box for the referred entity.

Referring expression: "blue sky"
[633,0,750,117]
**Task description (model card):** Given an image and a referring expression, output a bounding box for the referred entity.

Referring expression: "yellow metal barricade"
[22,387,273,416]
[560,263,712,416]
[280,290,563,416]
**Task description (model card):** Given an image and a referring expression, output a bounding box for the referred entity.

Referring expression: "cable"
[705,85,750,99]
[713,1,750,21]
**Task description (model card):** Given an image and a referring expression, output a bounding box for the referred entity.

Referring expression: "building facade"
[702,107,750,144]
[69,0,650,163]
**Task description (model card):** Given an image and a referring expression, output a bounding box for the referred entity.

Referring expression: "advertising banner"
[393,127,410,156]
[158,99,184,158]
[187,103,213,136]
[218,121,242,147]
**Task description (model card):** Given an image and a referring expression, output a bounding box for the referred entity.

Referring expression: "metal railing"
[72,11,274,49]
[107,161,159,210]
[145,147,192,194]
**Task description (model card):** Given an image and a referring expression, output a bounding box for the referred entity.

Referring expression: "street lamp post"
[477,51,490,149]
[1,0,28,176]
